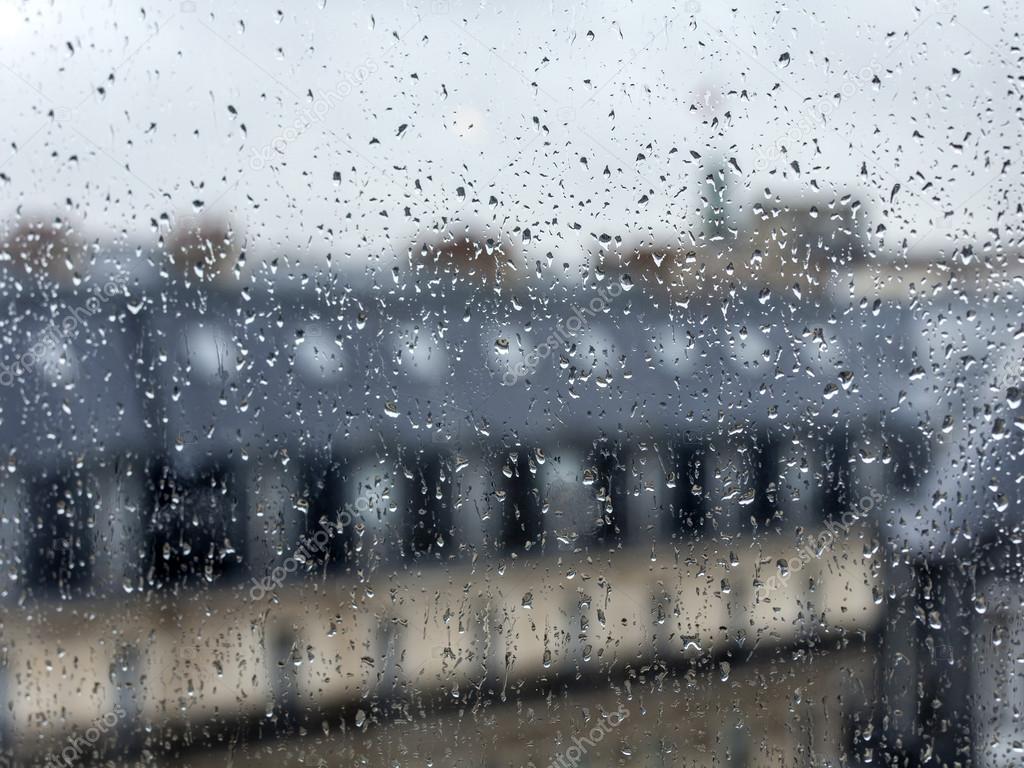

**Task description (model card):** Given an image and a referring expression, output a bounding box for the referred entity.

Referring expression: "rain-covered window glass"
[0,2,1020,767]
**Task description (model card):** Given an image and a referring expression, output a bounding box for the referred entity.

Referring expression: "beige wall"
[4,530,881,762]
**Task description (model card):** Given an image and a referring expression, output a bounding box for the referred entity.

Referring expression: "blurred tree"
[411,228,517,287]
[164,215,242,284]
[0,215,83,284]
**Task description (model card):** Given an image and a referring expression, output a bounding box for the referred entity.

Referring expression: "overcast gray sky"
[0,0,1017,267]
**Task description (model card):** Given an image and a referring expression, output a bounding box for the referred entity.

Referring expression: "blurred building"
[1,200,1018,768]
